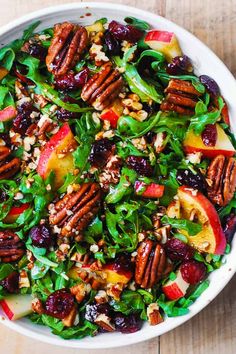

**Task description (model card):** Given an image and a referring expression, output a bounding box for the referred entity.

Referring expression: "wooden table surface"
[0,0,235,353]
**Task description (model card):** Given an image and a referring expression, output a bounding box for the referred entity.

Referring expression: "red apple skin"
[135,181,165,198]
[0,300,14,320]
[145,30,174,43]
[178,186,226,254]
[100,99,123,128]
[37,123,77,188]
[0,106,17,122]
[162,270,189,300]
[0,294,32,320]
[183,124,235,158]
[4,203,30,223]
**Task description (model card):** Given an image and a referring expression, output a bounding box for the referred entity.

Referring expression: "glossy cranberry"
[126,156,153,176]
[1,271,19,293]
[176,169,206,193]
[13,102,38,135]
[166,55,193,75]
[111,253,134,273]
[199,75,220,97]
[180,260,206,285]
[28,43,47,61]
[0,133,11,147]
[165,238,194,262]
[54,68,89,91]
[29,225,54,249]
[113,313,142,333]
[201,124,217,146]
[104,30,121,55]
[56,108,78,121]
[222,213,236,243]
[89,138,115,168]
[45,289,74,319]
[108,21,144,42]
[85,303,111,322]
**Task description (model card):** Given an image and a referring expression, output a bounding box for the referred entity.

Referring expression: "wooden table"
[0,0,235,353]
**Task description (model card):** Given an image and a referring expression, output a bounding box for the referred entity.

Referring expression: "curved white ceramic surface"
[0,3,235,348]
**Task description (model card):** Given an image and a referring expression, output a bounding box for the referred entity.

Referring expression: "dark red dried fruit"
[1,271,19,293]
[0,133,11,147]
[199,75,220,97]
[201,124,217,147]
[85,303,111,322]
[111,253,134,273]
[165,238,194,262]
[222,213,236,243]
[108,21,143,43]
[45,289,74,319]
[126,156,153,177]
[180,260,206,285]
[28,43,47,62]
[89,138,115,168]
[13,102,39,135]
[104,30,121,55]
[166,55,193,75]
[176,169,206,193]
[54,68,89,91]
[29,225,54,249]
[113,313,142,334]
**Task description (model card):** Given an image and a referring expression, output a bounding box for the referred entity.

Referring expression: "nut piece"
[206,155,236,206]
[135,239,172,289]
[81,62,124,111]
[0,231,25,262]
[49,182,101,237]
[62,306,77,327]
[46,22,88,76]
[94,313,115,332]
[0,146,21,180]
[147,303,163,326]
[160,79,202,115]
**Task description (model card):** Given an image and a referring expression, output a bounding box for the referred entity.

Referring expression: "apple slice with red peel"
[4,203,30,223]
[144,30,182,62]
[177,186,226,254]
[100,99,124,128]
[0,294,32,320]
[183,123,235,158]
[135,181,165,199]
[0,106,17,122]
[162,270,190,300]
[37,123,78,188]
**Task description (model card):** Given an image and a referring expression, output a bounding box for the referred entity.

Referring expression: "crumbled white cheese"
[90,244,99,253]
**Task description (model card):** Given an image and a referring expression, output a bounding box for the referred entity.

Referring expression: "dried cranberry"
[222,213,236,243]
[28,43,47,61]
[0,133,11,147]
[199,75,220,97]
[85,303,111,322]
[29,225,54,249]
[1,271,19,293]
[111,253,134,273]
[113,313,142,333]
[201,124,217,146]
[180,260,206,285]
[165,238,194,262]
[176,169,206,193]
[0,190,7,203]
[13,102,38,135]
[108,21,143,43]
[89,139,115,168]
[45,289,74,319]
[126,156,153,177]
[56,108,78,121]
[54,68,89,91]
[166,55,193,75]
[104,30,121,55]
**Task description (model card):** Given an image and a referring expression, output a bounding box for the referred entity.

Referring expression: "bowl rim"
[0,2,236,349]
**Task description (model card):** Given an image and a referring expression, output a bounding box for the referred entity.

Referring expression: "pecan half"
[49,182,101,237]
[206,155,236,206]
[135,239,172,288]
[81,63,124,110]
[160,79,202,115]
[0,146,21,180]
[0,231,25,262]
[46,22,88,76]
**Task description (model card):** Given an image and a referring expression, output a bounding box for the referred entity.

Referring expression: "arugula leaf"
[110,289,147,320]
[124,17,150,30]
[157,72,205,94]
[22,21,41,41]
[178,280,209,308]
[158,294,189,317]
[218,193,236,219]
[0,264,15,281]
[106,167,137,203]
[117,112,161,138]
[161,215,202,236]
[53,320,98,339]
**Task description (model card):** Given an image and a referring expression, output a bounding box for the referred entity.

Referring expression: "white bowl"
[0,2,235,349]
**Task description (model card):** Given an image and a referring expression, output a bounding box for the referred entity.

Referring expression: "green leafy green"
[161,215,202,236]
[124,16,150,30]
[106,167,137,203]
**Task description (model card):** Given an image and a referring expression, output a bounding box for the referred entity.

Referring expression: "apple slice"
[134,181,165,198]
[100,99,124,128]
[162,270,190,300]
[183,123,235,158]
[144,30,182,62]
[0,294,32,320]
[37,123,78,188]
[0,106,17,122]
[4,203,30,223]
[177,186,226,254]
[0,66,8,80]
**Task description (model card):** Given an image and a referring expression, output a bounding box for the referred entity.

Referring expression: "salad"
[0,16,235,340]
